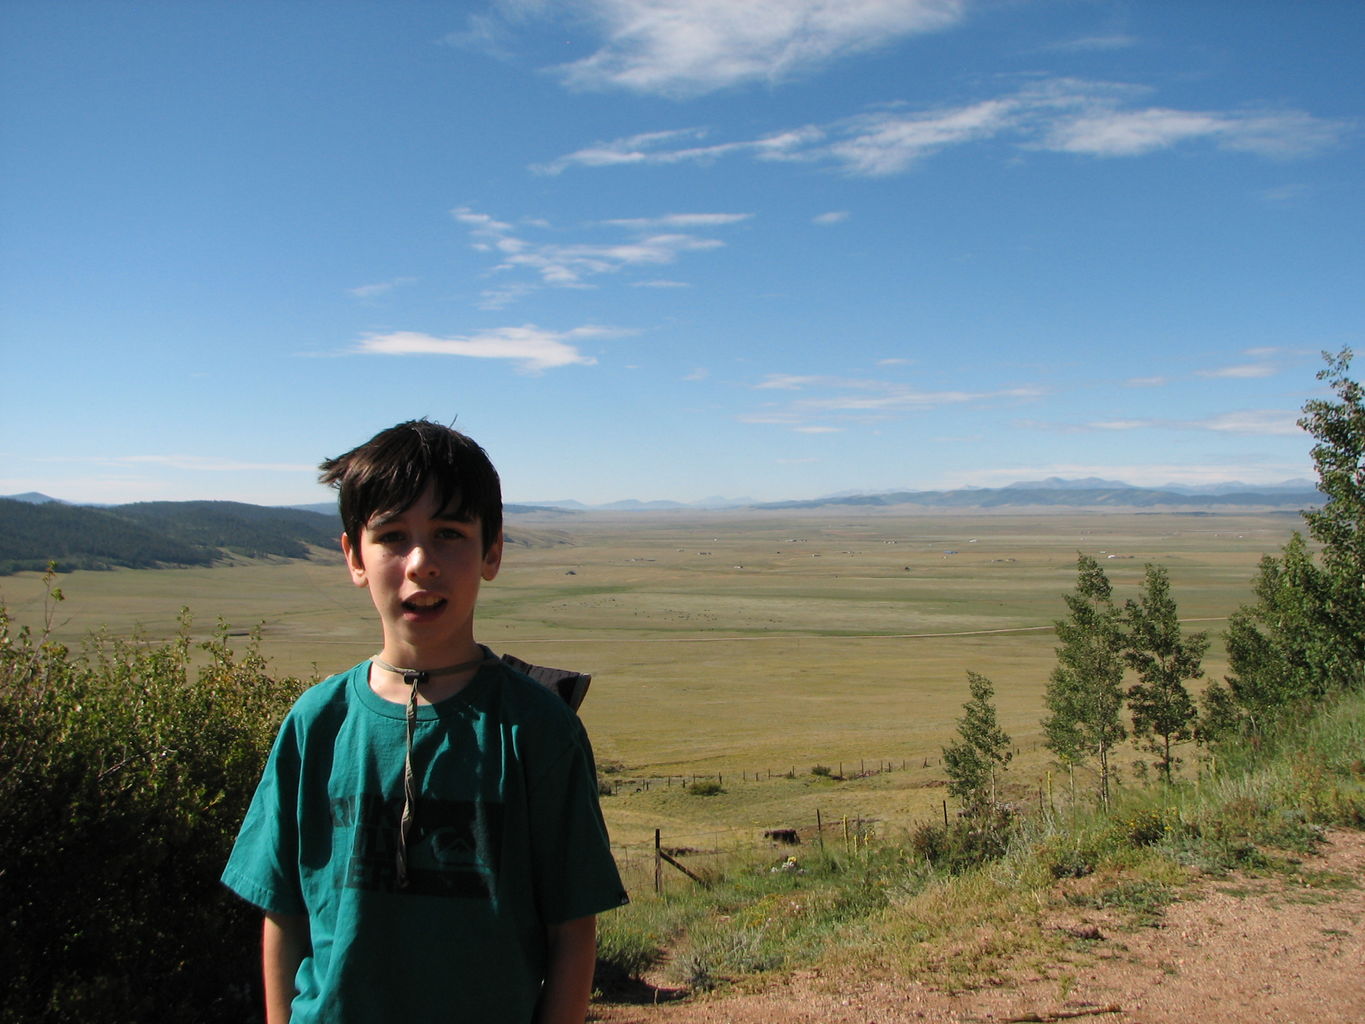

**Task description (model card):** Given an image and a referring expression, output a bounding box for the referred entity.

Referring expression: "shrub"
[689,779,724,796]
[0,592,303,1024]
[908,806,1017,875]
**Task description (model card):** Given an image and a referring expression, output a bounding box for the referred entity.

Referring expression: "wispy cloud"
[45,454,316,473]
[1043,34,1139,53]
[534,126,822,175]
[352,325,622,372]
[538,0,967,98]
[1026,409,1301,437]
[748,372,1044,428]
[602,212,752,229]
[813,210,850,226]
[1196,410,1301,435]
[542,77,1349,177]
[452,205,747,306]
[349,276,418,299]
[1124,376,1168,387]
[1197,362,1278,379]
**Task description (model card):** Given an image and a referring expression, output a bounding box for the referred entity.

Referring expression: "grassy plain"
[0,508,1305,853]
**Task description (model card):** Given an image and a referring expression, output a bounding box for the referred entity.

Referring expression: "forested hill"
[0,499,341,574]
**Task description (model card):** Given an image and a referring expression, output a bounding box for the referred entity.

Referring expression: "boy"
[222,421,626,1024]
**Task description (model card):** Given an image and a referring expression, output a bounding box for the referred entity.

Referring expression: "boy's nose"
[406,544,439,577]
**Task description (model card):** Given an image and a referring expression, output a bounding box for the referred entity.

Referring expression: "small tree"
[1043,554,1127,808]
[942,671,1012,815]
[1123,564,1207,783]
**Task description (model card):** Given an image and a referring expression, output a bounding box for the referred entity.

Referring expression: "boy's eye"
[374,530,405,544]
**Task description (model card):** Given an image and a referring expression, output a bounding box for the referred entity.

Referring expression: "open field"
[0,509,1307,850]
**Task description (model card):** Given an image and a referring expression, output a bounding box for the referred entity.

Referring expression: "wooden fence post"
[654,828,662,894]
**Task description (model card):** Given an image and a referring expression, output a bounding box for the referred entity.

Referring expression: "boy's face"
[340,485,503,666]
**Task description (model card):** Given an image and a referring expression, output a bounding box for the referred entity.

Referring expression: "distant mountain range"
[1,479,1321,573]
[525,478,1321,512]
[753,479,1321,512]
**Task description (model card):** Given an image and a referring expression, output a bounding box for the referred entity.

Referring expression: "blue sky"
[1,0,1360,507]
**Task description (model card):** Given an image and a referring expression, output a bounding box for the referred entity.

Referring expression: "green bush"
[0,590,303,1024]
[908,806,1017,875]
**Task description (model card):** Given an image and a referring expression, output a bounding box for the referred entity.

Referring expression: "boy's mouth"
[401,595,446,613]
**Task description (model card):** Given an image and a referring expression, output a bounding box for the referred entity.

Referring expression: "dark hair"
[319,420,503,554]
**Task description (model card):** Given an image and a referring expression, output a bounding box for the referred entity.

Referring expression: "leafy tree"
[1123,564,1207,783]
[1205,534,1336,737]
[1298,346,1365,688]
[1043,554,1126,807]
[942,671,1012,815]
[1208,349,1365,739]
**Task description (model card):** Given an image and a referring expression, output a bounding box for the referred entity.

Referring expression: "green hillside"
[0,498,340,574]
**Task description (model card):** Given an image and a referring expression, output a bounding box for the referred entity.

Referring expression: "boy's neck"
[369,643,489,706]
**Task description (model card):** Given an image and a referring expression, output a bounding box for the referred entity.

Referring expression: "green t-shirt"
[222,658,627,1023]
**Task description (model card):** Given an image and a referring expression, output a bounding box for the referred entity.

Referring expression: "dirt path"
[592,828,1365,1024]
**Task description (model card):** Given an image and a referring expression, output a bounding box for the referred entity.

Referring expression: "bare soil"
[591,828,1365,1024]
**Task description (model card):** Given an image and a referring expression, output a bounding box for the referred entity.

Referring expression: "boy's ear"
[481,530,504,582]
[340,532,368,587]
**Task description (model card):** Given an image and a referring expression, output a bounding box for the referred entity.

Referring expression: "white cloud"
[1044,34,1139,53]
[1043,107,1225,156]
[754,373,822,390]
[451,204,746,303]
[107,455,315,473]
[353,325,615,372]
[1027,408,1301,437]
[546,0,967,97]
[1124,376,1168,387]
[1197,362,1278,379]
[541,77,1348,177]
[1255,183,1312,204]
[535,125,821,174]
[748,373,1044,428]
[349,277,418,299]
[830,98,1017,175]
[813,210,850,225]
[1195,410,1301,436]
[603,212,752,229]
[1089,419,1152,431]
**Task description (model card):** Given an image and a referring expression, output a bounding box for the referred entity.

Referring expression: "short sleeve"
[527,722,628,925]
[221,714,307,916]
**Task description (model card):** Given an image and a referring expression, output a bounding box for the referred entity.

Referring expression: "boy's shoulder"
[481,657,584,728]
[272,663,366,732]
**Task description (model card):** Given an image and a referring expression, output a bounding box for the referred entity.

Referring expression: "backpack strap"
[498,653,592,711]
